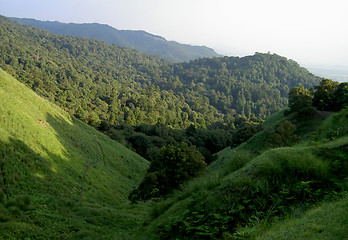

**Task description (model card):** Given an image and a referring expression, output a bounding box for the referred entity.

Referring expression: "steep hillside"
[12,17,221,62]
[130,108,348,239]
[0,16,321,128]
[0,68,149,239]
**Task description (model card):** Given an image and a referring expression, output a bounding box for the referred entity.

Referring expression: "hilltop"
[0,68,149,239]
[12,17,221,62]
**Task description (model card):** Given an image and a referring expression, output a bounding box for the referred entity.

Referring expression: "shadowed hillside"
[0,68,149,239]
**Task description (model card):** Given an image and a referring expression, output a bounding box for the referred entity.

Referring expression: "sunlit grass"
[0,68,150,239]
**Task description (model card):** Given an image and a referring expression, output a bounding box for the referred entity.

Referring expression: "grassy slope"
[257,193,348,240]
[210,109,286,171]
[0,68,149,239]
[133,108,348,239]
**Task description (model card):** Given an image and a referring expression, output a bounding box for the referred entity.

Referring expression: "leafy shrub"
[156,148,334,239]
[230,123,264,148]
[129,143,206,202]
[266,120,299,148]
[288,86,313,114]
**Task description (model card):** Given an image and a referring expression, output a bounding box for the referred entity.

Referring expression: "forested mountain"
[1,15,347,240]
[1,66,347,239]
[0,16,321,129]
[12,17,221,62]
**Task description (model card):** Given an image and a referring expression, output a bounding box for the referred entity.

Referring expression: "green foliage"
[266,120,299,148]
[129,144,206,202]
[0,16,320,129]
[13,17,221,63]
[315,107,348,140]
[135,105,348,240]
[257,193,348,240]
[288,86,313,114]
[106,122,233,164]
[4,195,31,214]
[313,79,340,111]
[334,82,348,110]
[0,15,346,240]
[0,68,149,239]
[230,122,264,148]
[149,147,337,240]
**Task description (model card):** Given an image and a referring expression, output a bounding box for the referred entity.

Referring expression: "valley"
[0,15,347,239]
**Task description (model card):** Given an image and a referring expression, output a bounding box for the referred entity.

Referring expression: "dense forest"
[1,67,347,239]
[12,17,221,62]
[0,16,321,131]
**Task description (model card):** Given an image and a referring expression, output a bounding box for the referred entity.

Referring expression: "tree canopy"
[0,16,321,129]
[313,79,340,111]
[288,86,313,114]
[129,143,206,202]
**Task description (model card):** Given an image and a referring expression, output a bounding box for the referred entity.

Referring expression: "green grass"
[1,67,347,239]
[262,109,287,128]
[314,107,348,141]
[132,106,348,239]
[257,193,348,240]
[210,110,286,171]
[0,68,150,239]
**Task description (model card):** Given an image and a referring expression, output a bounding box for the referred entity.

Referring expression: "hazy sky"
[1,0,347,67]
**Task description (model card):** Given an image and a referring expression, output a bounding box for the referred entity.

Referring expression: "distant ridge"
[12,17,221,62]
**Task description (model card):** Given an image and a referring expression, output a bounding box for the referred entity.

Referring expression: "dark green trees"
[267,120,299,147]
[288,79,347,116]
[0,16,322,129]
[335,82,348,110]
[313,79,339,111]
[129,144,206,202]
[288,86,313,113]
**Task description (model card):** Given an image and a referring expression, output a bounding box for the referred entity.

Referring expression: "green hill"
[1,14,346,239]
[12,17,221,63]
[0,68,149,239]
[1,67,347,239]
[0,16,321,128]
[129,108,348,239]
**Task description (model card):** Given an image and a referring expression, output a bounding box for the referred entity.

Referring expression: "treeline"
[104,115,262,163]
[12,17,221,63]
[288,79,348,115]
[0,16,321,130]
[129,80,348,203]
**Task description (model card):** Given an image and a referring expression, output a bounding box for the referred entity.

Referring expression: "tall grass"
[257,193,348,240]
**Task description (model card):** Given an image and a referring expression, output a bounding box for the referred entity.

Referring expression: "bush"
[288,86,313,114]
[266,120,299,148]
[129,143,206,202]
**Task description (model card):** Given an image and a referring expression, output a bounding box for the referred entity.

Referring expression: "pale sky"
[0,0,347,67]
